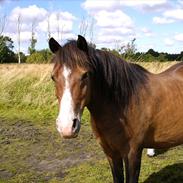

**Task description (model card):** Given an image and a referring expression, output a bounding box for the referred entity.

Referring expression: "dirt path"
[0,118,104,182]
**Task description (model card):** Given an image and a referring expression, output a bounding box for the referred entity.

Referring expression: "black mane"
[57,40,149,110]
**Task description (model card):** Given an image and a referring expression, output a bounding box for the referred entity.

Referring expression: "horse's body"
[49,35,183,183]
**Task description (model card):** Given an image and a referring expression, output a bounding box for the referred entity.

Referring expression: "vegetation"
[102,39,183,62]
[28,32,37,55]
[26,49,52,63]
[0,35,51,64]
[0,36,17,63]
[0,63,182,183]
[0,35,183,64]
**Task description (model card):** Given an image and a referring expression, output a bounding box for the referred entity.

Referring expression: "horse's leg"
[107,155,124,183]
[124,147,143,183]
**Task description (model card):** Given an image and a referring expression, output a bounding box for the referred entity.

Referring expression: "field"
[0,63,182,183]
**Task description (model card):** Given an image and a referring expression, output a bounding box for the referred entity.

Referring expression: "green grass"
[0,63,182,183]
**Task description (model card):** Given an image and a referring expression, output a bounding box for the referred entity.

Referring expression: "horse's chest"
[91,119,128,154]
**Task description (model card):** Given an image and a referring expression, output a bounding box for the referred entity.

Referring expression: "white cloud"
[3,5,76,53]
[153,16,174,24]
[82,0,170,47]
[141,27,154,37]
[99,27,133,36]
[174,33,183,41]
[9,5,47,22]
[164,38,174,46]
[96,10,134,44]
[121,0,167,7]
[163,9,183,21]
[97,27,134,44]
[82,0,170,13]
[95,10,133,28]
[5,31,38,43]
[82,0,119,12]
[121,0,170,11]
[153,7,183,24]
[37,12,75,34]
[82,1,135,45]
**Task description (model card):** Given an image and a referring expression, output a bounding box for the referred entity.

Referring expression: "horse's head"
[49,35,91,138]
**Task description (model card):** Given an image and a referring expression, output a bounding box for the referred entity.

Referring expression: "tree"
[28,19,37,54]
[17,14,22,64]
[157,53,168,62]
[47,15,51,41]
[15,52,26,63]
[56,12,60,40]
[147,49,159,57]
[0,35,16,63]
[89,17,95,43]
[56,12,65,42]
[79,16,88,37]
[0,14,6,35]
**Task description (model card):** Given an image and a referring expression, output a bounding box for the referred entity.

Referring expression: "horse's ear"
[49,37,61,53]
[77,35,88,53]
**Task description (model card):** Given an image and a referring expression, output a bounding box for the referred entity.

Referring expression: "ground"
[0,117,182,183]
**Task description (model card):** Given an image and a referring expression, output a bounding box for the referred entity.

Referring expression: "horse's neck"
[87,96,123,124]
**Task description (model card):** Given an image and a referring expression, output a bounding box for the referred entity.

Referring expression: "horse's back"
[160,62,183,78]
[147,63,183,148]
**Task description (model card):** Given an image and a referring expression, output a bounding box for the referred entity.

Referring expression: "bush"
[26,49,52,63]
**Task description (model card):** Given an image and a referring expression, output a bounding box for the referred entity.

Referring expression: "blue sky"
[0,0,183,54]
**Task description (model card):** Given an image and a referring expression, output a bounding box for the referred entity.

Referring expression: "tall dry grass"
[0,64,57,122]
[0,62,179,122]
[139,61,178,73]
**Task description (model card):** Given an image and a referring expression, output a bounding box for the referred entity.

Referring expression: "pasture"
[0,63,182,183]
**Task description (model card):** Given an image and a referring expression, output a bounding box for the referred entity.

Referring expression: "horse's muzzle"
[56,118,81,139]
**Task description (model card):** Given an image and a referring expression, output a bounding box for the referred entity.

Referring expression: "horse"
[49,35,183,183]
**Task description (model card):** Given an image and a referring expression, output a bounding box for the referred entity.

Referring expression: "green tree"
[157,53,167,62]
[28,20,37,55]
[28,32,37,55]
[0,35,16,63]
[15,52,26,63]
[147,49,159,57]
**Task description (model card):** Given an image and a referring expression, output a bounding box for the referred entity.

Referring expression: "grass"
[0,64,57,123]
[0,63,182,183]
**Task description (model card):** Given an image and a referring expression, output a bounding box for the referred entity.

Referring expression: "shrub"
[26,49,52,63]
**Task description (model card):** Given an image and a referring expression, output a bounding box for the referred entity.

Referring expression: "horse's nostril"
[72,118,78,129]
[72,118,80,135]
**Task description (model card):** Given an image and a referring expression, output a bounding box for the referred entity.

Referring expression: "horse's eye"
[51,75,55,81]
[81,72,88,81]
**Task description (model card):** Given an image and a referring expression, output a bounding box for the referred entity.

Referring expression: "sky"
[0,0,183,54]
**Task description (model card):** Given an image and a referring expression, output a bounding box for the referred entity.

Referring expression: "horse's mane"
[57,40,149,110]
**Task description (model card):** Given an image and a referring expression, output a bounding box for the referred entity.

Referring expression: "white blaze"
[56,66,76,133]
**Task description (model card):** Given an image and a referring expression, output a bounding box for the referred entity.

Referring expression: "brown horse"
[49,35,183,183]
